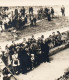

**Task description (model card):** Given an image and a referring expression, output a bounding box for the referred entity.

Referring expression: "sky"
[0,0,69,6]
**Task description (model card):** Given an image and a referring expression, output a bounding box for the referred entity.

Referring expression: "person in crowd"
[20,7,25,17]
[30,35,36,43]
[11,51,20,74]
[44,39,50,62]
[44,7,49,17]
[18,44,29,74]
[61,6,65,16]
[33,16,37,26]
[30,41,39,67]
[21,16,25,27]
[30,15,34,26]
[24,15,28,24]
[18,17,22,29]
[48,35,54,49]
[4,22,8,29]
[15,9,18,20]
[47,10,51,21]
[51,32,56,47]
[51,7,54,18]
[56,31,62,46]
[8,19,12,28]
[37,10,41,20]
[40,8,44,19]
[2,67,11,80]
[29,7,33,15]
[39,35,45,62]
[3,29,69,75]
[61,32,67,44]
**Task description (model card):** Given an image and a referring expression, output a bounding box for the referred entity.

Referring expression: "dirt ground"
[0,16,69,42]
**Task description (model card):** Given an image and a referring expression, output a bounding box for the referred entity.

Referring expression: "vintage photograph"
[0,3,69,80]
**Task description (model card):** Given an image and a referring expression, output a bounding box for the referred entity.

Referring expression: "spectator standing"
[33,16,36,26]
[47,10,51,21]
[20,7,25,17]
[51,7,54,18]
[61,6,65,16]
[15,9,18,19]
[30,15,33,26]
[44,39,50,62]
[29,7,33,15]
[24,15,28,24]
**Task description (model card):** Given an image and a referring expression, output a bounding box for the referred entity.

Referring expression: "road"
[14,48,69,80]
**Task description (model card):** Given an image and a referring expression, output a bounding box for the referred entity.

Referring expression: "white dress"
[12,54,20,67]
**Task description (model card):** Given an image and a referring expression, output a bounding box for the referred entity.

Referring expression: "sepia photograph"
[0,0,69,80]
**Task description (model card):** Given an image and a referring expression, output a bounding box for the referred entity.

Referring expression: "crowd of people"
[0,7,37,31]
[37,7,54,21]
[1,30,68,75]
[0,6,65,31]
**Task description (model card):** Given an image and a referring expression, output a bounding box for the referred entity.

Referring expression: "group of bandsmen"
[1,31,68,75]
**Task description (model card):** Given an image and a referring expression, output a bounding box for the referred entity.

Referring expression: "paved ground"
[14,48,69,80]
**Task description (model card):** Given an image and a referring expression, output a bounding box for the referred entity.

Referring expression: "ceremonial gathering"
[0,5,69,80]
[0,6,65,31]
